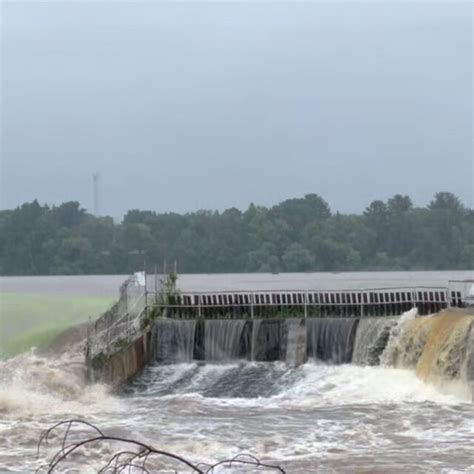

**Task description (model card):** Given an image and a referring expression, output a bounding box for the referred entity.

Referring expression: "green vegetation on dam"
[0,191,472,275]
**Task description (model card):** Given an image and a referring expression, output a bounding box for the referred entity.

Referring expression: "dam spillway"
[87,275,474,392]
[152,317,365,365]
[153,318,301,364]
[149,309,474,387]
[145,285,465,366]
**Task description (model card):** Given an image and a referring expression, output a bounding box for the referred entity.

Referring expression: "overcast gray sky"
[1,1,472,218]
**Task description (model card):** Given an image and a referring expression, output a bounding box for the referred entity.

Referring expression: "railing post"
[250,292,254,319]
[360,290,364,317]
[198,294,202,318]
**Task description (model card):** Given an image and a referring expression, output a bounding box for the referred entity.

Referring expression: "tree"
[387,194,413,214]
[245,242,281,272]
[385,194,415,258]
[429,192,465,212]
[0,192,471,275]
[363,200,389,257]
[271,194,331,231]
[38,420,285,473]
[50,201,87,228]
[282,243,314,272]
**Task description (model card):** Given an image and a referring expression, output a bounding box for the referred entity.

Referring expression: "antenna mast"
[93,173,100,216]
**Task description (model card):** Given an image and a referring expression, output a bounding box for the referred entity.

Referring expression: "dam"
[87,272,474,389]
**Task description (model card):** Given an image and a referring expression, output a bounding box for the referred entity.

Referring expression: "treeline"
[0,192,472,275]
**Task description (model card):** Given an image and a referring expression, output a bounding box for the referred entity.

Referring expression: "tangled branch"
[36,420,285,473]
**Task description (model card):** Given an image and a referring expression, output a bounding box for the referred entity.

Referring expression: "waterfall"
[204,320,247,361]
[251,319,286,361]
[153,319,196,363]
[382,310,474,384]
[306,318,359,364]
[352,317,398,366]
[251,319,262,361]
[150,308,474,393]
[416,313,473,382]
[381,308,429,369]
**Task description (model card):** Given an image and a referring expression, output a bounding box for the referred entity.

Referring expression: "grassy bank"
[0,292,115,358]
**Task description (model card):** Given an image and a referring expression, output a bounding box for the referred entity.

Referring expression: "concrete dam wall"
[90,309,474,398]
[88,332,152,387]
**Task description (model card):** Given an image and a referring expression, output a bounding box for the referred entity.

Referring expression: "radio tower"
[93,173,100,216]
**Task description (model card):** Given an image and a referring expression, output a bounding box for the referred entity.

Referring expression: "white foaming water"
[0,349,122,418]
[352,317,398,366]
[0,348,124,472]
[119,361,473,473]
[2,304,474,473]
[380,307,421,368]
[1,354,473,472]
[273,363,465,405]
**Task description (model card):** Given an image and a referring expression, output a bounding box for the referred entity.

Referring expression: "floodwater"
[1,354,473,473]
[0,273,473,472]
[1,270,473,296]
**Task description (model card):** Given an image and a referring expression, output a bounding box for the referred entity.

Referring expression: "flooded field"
[1,270,472,295]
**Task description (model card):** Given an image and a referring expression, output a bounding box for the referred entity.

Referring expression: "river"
[0,272,473,472]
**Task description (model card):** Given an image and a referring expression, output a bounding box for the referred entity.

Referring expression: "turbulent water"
[0,313,474,473]
[1,309,474,472]
[1,353,473,472]
[352,317,398,366]
[382,309,474,396]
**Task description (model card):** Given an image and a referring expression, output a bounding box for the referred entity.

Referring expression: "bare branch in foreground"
[37,419,285,473]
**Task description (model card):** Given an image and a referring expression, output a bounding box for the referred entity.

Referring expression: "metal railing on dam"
[148,286,458,319]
